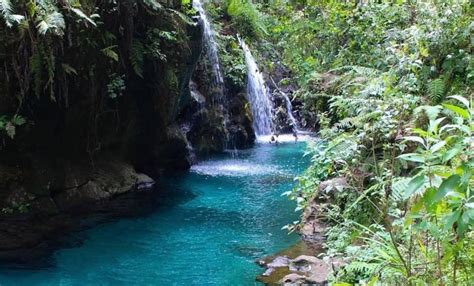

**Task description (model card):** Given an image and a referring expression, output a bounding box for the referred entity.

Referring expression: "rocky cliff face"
[0,0,205,263]
[183,34,255,154]
[0,0,258,264]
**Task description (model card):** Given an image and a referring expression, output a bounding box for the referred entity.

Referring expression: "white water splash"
[281,92,300,133]
[191,160,281,177]
[255,133,313,144]
[193,0,224,89]
[239,37,274,136]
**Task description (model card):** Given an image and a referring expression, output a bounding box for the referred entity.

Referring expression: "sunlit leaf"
[434,175,460,202]
[443,103,469,119]
[404,174,426,199]
[398,153,425,163]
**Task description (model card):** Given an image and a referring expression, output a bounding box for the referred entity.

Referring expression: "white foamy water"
[191,160,281,177]
[239,37,274,136]
[256,133,314,144]
[193,0,224,89]
[281,92,300,133]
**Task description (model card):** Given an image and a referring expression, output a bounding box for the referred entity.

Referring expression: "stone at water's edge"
[256,241,325,285]
[0,161,160,266]
[257,177,349,285]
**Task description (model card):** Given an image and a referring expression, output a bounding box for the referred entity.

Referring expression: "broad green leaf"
[404,174,426,199]
[457,211,470,237]
[443,103,469,119]
[403,136,425,146]
[465,209,474,219]
[428,117,446,133]
[398,153,425,163]
[433,175,460,202]
[422,187,437,208]
[367,276,379,286]
[444,210,461,232]
[70,8,97,26]
[442,143,463,162]
[430,141,446,152]
[448,95,470,109]
[11,115,25,126]
[411,128,428,137]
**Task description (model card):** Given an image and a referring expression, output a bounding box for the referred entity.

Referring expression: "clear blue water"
[0,142,309,285]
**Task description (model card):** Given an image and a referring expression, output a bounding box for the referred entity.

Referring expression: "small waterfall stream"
[239,38,274,136]
[193,0,224,91]
[281,91,300,133]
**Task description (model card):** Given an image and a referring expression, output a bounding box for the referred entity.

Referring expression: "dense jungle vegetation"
[220,0,473,285]
[1,0,473,284]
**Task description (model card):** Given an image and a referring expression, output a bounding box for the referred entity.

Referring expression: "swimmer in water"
[269,135,276,144]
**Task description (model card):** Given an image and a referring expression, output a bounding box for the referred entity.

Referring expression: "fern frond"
[0,0,12,16]
[70,7,96,26]
[30,47,44,98]
[391,177,410,202]
[36,11,65,35]
[101,46,119,62]
[0,0,24,27]
[142,0,162,11]
[427,78,445,103]
[345,261,381,275]
[130,40,144,78]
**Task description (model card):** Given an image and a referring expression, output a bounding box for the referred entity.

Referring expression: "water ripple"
[190,160,282,177]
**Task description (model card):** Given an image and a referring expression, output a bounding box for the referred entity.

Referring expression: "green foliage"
[225,0,266,39]
[0,114,26,139]
[0,0,191,151]
[265,1,474,284]
[107,74,126,99]
[131,40,145,78]
[0,0,24,27]
[220,34,246,88]
[427,78,446,103]
[1,201,30,214]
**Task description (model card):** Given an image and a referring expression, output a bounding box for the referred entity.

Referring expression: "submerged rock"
[258,252,335,286]
[268,256,291,268]
[280,272,327,286]
[257,175,351,285]
[256,241,328,285]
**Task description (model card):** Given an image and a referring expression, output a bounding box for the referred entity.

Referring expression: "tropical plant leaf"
[101,46,119,62]
[442,103,469,119]
[130,40,144,78]
[448,95,470,109]
[398,153,425,163]
[0,0,24,27]
[36,11,65,35]
[427,78,445,102]
[70,7,96,26]
[433,175,460,202]
[403,174,426,199]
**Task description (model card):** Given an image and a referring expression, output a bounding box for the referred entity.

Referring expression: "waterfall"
[193,0,224,90]
[239,38,274,136]
[281,91,300,133]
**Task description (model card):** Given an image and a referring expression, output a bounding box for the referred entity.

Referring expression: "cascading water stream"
[239,38,274,136]
[193,0,233,148]
[193,0,224,92]
[281,91,300,133]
